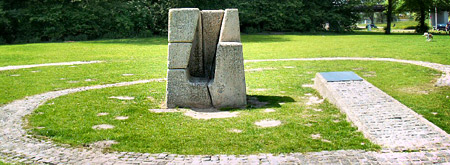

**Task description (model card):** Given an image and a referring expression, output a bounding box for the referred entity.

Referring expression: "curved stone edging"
[1,58,450,164]
[245,57,450,86]
[0,61,104,71]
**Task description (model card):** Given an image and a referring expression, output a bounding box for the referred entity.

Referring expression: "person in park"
[447,22,450,35]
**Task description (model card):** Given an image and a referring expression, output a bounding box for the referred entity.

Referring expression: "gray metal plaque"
[319,71,363,82]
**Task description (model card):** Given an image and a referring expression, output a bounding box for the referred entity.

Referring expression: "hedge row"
[0,0,360,44]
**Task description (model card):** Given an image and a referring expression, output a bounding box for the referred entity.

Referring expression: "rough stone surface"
[166,69,212,108]
[168,43,192,69]
[201,10,224,78]
[219,9,241,42]
[314,73,450,151]
[208,42,246,108]
[168,8,200,43]
[187,12,204,77]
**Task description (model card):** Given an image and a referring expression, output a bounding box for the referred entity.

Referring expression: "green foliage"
[396,0,450,33]
[0,0,360,43]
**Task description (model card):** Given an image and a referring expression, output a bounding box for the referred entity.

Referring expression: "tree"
[385,0,394,34]
[397,0,450,33]
[361,0,384,24]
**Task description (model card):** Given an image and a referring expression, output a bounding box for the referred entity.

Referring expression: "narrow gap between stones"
[206,84,215,108]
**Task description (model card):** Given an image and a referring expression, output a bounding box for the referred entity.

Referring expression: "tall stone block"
[208,42,246,108]
[219,9,241,42]
[166,8,246,109]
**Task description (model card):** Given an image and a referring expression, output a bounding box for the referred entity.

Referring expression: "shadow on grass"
[247,95,295,109]
[242,35,292,43]
[87,36,168,46]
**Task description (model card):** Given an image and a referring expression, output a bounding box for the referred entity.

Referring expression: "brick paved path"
[1,58,450,164]
[315,74,450,152]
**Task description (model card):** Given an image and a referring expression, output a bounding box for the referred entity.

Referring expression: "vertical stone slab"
[168,43,192,69]
[201,10,224,78]
[218,9,241,42]
[187,13,204,77]
[166,69,212,108]
[208,42,246,108]
[168,8,200,43]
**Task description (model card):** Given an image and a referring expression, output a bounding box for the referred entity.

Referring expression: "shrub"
[0,0,360,44]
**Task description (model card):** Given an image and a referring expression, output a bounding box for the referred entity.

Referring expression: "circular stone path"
[245,57,450,86]
[1,58,450,164]
[0,61,104,71]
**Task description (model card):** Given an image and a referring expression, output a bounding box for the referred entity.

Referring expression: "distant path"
[245,57,450,86]
[0,61,104,71]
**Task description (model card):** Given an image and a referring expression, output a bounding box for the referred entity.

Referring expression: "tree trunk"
[385,0,393,34]
[418,6,427,33]
[370,13,374,24]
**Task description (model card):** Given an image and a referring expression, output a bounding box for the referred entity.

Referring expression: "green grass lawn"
[377,20,419,30]
[1,32,449,155]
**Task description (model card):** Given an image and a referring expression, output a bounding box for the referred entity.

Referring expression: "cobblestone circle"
[245,57,450,86]
[0,61,104,71]
[1,58,450,164]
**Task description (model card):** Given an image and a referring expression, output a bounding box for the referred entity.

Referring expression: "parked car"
[436,24,446,31]
[366,24,378,29]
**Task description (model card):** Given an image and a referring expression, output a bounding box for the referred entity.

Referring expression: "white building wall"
[431,11,449,26]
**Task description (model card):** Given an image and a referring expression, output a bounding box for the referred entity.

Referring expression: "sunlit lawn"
[0,32,449,154]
